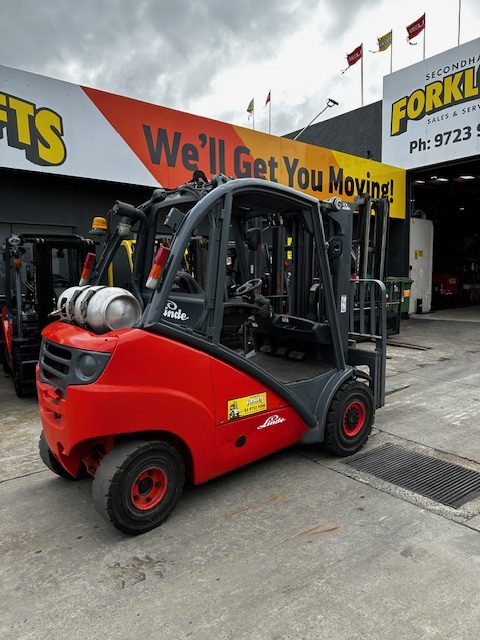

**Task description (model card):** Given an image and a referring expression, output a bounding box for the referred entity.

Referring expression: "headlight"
[75,353,99,380]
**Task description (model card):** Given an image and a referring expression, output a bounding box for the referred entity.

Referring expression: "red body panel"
[1,306,13,366]
[38,324,309,483]
[42,321,119,352]
[210,358,307,476]
[213,407,306,477]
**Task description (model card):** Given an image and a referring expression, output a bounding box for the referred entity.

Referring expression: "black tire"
[12,349,34,398]
[14,367,29,398]
[39,431,79,480]
[92,440,185,535]
[0,337,11,374]
[323,380,374,457]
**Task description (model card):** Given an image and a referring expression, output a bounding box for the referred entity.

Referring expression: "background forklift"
[0,234,93,396]
[351,194,406,335]
[37,176,387,535]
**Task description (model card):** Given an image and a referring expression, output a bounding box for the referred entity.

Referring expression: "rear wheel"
[323,380,374,456]
[39,431,78,480]
[92,440,185,535]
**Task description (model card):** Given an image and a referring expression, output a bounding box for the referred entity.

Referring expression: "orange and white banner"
[0,65,406,218]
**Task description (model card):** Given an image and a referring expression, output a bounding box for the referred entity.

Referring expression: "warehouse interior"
[411,157,480,309]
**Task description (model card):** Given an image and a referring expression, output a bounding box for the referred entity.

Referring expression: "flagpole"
[390,30,393,74]
[458,0,462,46]
[423,18,426,60]
[361,43,364,107]
[269,94,271,134]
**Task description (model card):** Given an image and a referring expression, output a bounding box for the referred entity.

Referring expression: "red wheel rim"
[343,401,366,437]
[130,466,168,511]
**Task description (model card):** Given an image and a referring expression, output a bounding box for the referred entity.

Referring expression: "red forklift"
[1,234,93,396]
[37,177,387,535]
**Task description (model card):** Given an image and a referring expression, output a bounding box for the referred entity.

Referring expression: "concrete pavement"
[1,313,480,640]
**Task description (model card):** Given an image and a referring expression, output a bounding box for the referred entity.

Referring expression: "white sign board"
[382,38,480,169]
[0,65,156,186]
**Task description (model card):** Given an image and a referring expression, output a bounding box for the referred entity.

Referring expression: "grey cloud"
[1,0,384,130]
[2,0,318,106]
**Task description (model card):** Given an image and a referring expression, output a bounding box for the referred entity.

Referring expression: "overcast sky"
[1,0,479,135]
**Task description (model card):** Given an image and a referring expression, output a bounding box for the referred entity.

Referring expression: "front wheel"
[92,440,185,535]
[323,380,374,456]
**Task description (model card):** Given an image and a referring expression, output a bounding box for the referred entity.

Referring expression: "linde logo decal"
[163,300,189,321]
[257,415,286,430]
[391,58,480,136]
[0,92,66,166]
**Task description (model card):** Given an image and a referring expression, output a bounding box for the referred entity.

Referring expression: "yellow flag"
[246,98,254,120]
[377,30,392,52]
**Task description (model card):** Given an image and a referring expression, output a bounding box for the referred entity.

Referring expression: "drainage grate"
[344,444,480,509]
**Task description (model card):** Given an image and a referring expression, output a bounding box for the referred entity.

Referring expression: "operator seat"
[220,294,274,350]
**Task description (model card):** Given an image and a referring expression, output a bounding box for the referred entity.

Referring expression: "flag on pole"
[371,30,392,52]
[341,44,362,73]
[406,14,425,43]
[265,91,271,134]
[247,98,254,119]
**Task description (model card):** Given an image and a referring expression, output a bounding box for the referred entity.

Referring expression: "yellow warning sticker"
[227,392,267,420]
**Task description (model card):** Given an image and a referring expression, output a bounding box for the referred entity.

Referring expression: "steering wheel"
[235,278,262,296]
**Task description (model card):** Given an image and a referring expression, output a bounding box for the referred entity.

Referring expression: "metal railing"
[347,279,387,408]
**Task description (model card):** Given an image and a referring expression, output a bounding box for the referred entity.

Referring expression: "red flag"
[347,44,363,66]
[342,44,362,73]
[265,90,271,107]
[406,14,425,41]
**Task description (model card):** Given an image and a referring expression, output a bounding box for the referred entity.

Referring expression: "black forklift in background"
[1,234,93,396]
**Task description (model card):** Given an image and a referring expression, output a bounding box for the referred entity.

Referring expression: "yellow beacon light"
[89,216,108,235]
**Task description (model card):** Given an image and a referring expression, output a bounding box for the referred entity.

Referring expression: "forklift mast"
[1,234,93,396]
[352,194,390,281]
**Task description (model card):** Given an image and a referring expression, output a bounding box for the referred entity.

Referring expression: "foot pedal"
[260,344,273,354]
[288,350,305,361]
[275,346,288,357]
